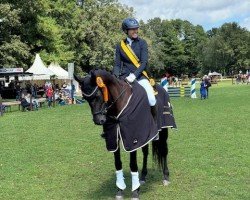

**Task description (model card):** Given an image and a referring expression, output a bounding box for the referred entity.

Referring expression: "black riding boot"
[150,104,158,123]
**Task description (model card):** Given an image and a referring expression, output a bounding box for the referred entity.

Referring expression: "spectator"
[46,86,53,107]
[200,78,207,100]
[15,82,21,101]
[20,97,30,111]
[33,83,38,98]
[204,75,211,98]
[62,82,67,89]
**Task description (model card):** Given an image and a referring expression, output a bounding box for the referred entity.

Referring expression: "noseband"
[82,80,128,117]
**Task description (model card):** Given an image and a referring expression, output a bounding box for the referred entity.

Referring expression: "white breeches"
[138,79,156,106]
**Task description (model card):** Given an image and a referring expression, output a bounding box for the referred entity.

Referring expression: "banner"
[0,68,23,73]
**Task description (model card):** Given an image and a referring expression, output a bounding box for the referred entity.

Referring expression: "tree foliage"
[0,1,249,77]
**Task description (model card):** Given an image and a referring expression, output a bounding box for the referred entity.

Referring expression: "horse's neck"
[108,78,131,116]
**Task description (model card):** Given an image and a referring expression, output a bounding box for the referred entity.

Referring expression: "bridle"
[82,86,98,97]
[82,84,128,116]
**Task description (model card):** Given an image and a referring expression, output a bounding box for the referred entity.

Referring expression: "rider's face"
[127,28,139,39]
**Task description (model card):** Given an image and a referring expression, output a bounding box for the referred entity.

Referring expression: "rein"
[81,75,129,117]
[82,86,98,97]
[93,84,127,116]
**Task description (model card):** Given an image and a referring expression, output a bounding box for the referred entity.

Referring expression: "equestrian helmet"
[122,18,140,32]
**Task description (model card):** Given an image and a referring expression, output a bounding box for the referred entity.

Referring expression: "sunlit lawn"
[0,81,249,199]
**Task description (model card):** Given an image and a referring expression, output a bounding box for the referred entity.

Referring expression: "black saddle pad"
[103,81,158,152]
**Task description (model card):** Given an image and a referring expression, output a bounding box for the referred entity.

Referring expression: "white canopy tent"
[48,62,69,79]
[208,71,222,76]
[25,54,55,80]
[48,62,80,93]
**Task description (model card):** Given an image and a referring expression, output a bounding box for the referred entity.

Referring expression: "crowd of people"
[2,80,76,111]
[22,81,76,110]
[235,73,250,84]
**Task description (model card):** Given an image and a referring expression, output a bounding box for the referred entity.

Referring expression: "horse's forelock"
[81,75,96,95]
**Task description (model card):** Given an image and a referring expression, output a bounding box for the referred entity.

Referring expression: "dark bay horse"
[75,69,174,200]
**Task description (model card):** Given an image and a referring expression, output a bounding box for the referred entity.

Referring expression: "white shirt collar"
[126,37,133,46]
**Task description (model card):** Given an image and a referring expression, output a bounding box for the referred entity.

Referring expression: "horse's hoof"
[131,187,140,200]
[115,189,124,200]
[140,175,146,185]
[115,196,124,200]
[139,180,145,185]
[163,180,170,186]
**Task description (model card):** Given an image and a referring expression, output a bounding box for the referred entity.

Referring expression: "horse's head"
[75,69,131,125]
[74,71,108,125]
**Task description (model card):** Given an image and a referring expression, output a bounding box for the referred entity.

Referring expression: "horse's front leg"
[140,144,149,184]
[114,147,126,200]
[130,151,140,200]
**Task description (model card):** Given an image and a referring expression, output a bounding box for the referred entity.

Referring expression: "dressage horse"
[75,69,176,200]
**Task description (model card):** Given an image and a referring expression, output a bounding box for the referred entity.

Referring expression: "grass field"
[0,81,249,200]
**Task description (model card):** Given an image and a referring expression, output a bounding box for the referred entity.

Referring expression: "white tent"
[48,62,80,93]
[25,54,55,80]
[48,62,69,79]
[208,71,222,76]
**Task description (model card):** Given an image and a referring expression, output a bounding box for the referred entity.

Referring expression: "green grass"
[0,81,249,200]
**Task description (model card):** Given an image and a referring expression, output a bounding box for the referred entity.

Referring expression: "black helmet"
[122,18,139,32]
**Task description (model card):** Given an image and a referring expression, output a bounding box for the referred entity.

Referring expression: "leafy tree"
[0,3,31,68]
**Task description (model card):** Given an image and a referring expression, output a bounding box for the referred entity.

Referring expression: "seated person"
[20,98,30,111]
[58,93,66,106]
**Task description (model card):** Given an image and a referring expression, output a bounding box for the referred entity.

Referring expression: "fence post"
[180,86,185,97]
[191,78,197,98]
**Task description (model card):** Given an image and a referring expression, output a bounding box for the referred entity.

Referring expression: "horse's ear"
[89,69,96,77]
[89,70,97,83]
[74,74,84,83]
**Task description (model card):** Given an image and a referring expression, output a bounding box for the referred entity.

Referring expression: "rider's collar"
[126,37,139,46]
[126,37,133,46]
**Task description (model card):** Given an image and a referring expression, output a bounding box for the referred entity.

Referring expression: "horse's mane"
[92,69,122,85]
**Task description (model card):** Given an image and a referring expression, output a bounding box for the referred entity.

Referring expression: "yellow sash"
[120,40,152,81]
[120,40,157,94]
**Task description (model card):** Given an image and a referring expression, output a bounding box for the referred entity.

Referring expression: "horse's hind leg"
[114,147,126,199]
[130,151,140,200]
[140,144,149,184]
[160,129,170,186]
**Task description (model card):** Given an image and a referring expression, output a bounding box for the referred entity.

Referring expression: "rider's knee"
[149,96,156,106]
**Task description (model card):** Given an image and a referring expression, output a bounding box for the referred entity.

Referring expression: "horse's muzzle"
[93,115,106,125]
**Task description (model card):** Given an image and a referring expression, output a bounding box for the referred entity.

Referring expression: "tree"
[201,23,250,75]
[0,3,31,68]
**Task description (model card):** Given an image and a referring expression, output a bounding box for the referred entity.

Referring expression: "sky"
[118,0,250,31]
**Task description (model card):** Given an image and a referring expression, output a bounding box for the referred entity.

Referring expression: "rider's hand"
[126,73,136,83]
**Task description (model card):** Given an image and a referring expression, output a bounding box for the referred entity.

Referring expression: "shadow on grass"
[85,168,167,200]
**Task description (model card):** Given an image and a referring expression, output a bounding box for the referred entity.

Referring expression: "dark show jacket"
[113,37,148,80]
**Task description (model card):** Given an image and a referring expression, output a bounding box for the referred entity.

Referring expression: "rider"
[113,18,157,118]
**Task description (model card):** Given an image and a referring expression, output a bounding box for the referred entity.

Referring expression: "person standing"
[46,86,53,108]
[15,82,21,101]
[200,77,207,100]
[204,75,211,98]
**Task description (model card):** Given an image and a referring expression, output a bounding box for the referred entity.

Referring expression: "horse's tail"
[152,128,169,168]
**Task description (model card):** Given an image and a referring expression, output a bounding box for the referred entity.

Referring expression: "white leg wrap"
[131,171,140,191]
[116,170,126,190]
